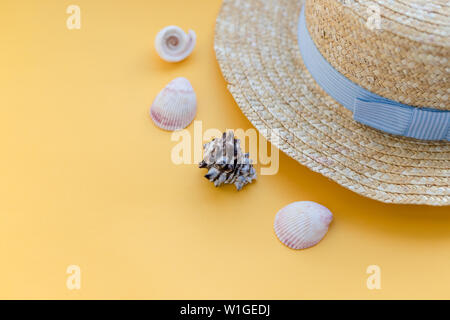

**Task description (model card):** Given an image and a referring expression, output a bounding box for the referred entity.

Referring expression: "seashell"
[199,131,257,190]
[274,201,333,250]
[150,77,197,131]
[155,26,196,62]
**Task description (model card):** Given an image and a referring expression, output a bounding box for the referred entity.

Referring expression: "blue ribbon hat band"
[297,6,450,141]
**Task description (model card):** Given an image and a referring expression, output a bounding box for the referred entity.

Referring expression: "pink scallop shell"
[274,201,333,250]
[150,77,197,131]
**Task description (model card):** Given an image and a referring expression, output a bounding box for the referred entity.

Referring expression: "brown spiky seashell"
[199,131,257,191]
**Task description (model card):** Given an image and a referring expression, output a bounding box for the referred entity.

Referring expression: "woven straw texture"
[307,0,449,109]
[214,0,450,205]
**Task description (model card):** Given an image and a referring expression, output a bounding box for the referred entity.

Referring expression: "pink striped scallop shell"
[150,77,197,131]
[274,201,333,250]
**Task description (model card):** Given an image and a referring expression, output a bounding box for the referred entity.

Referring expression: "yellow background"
[1,0,449,299]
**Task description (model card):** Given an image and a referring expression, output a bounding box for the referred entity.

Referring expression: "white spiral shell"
[150,77,197,131]
[274,201,333,250]
[155,26,196,62]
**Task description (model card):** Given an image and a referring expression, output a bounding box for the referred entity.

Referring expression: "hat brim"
[214,0,449,205]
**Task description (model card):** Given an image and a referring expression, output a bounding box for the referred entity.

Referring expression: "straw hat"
[214,0,449,205]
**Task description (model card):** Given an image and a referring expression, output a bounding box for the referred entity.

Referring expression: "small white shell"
[150,77,197,131]
[274,201,333,250]
[155,26,196,62]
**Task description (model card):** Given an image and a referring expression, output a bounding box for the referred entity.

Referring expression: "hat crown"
[305,0,449,110]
